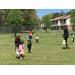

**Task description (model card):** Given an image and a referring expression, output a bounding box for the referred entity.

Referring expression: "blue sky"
[36,9,72,20]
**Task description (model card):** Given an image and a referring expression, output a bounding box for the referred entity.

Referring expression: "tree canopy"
[43,15,51,32]
[6,9,23,26]
[0,9,40,27]
[21,9,40,26]
[70,9,75,31]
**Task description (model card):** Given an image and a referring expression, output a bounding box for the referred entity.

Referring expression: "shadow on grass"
[45,32,51,33]
[62,47,69,49]
[11,35,23,37]
[16,55,25,59]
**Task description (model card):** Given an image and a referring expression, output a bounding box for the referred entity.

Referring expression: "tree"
[21,9,40,26]
[48,12,55,18]
[70,9,75,31]
[59,10,66,16]
[43,15,51,32]
[6,9,24,36]
[54,12,60,18]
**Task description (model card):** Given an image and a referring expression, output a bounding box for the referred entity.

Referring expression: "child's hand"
[61,34,63,35]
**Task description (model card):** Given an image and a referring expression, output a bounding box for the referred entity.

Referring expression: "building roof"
[51,15,71,21]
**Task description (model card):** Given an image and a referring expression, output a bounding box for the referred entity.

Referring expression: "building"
[40,15,72,30]
[51,15,72,30]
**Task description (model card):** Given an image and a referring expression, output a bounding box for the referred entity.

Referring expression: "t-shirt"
[15,38,24,48]
[18,44,24,53]
[36,36,39,39]
[27,43,32,49]
[28,31,33,35]
[72,35,74,38]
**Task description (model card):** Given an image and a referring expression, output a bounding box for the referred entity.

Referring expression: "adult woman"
[15,36,24,58]
[28,29,33,42]
[63,27,69,49]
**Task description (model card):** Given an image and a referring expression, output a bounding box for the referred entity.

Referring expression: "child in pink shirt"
[18,41,24,61]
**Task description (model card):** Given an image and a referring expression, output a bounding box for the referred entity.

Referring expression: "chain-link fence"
[0,26,42,37]
[0,26,66,38]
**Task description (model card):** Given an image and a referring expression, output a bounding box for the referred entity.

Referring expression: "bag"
[71,38,73,41]
[16,49,19,56]
[62,40,66,45]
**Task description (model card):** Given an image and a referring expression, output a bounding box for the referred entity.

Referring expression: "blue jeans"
[28,48,31,53]
[29,35,32,41]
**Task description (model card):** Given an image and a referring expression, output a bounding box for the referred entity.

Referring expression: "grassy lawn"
[0,30,75,65]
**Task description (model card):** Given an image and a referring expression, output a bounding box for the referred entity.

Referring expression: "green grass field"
[0,30,75,65]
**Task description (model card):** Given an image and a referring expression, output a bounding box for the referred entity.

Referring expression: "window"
[64,19,66,22]
[53,21,55,24]
[56,20,58,23]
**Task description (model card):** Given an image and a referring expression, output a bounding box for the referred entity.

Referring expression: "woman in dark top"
[63,27,69,49]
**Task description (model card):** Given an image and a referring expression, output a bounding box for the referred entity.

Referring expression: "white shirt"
[36,36,39,39]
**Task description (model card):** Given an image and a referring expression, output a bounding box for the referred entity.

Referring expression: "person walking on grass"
[62,27,70,49]
[27,40,32,54]
[28,29,33,42]
[15,36,24,58]
[71,33,74,42]
[18,41,24,61]
[36,35,39,43]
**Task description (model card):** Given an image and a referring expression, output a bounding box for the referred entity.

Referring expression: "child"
[71,34,74,42]
[18,41,24,61]
[36,35,39,43]
[28,29,33,42]
[62,38,66,45]
[15,36,24,58]
[27,40,32,54]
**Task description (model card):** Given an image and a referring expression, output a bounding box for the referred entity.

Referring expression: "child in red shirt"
[28,29,33,42]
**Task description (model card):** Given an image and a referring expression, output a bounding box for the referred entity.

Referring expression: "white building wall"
[41,23,44,27]
[66,17,71,25]
[58,20,60,26]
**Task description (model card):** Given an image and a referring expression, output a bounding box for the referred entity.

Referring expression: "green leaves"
[6,9,23,26]
[43,15,51,28]
[71,9,75,24]
[70,9,75,31]
[21,9,40,26]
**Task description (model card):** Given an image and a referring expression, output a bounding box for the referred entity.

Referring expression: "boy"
[27,40,32,54]
[71,34,74,42]
[36,35,39,43]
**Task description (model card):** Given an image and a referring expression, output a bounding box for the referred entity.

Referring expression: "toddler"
[18,41,24,61]
[36,35,39,43]
[71,33,74,42]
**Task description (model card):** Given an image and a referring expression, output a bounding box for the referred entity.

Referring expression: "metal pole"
[40,22,41,38]
[25,25,26,38]
[10,26,11,38]
[56,26,57,37]
[74,24,75,38]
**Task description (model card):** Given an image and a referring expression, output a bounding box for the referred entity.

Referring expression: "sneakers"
[19,57,23,61]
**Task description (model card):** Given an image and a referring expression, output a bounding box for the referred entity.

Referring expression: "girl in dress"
[18,41,24,61]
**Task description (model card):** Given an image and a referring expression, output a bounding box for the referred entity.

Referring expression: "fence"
[0,26,65,38]
[0,26,42,37]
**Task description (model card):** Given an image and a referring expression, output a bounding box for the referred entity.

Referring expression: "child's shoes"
[19,57,23,61]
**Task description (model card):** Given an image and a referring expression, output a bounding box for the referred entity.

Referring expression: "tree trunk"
[45,27,47,33]
[14,33,16,37]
